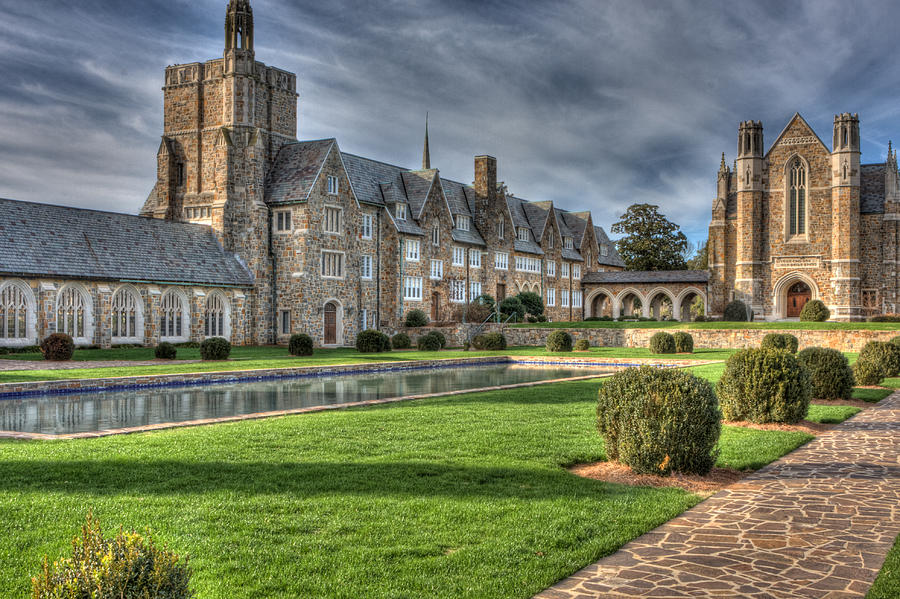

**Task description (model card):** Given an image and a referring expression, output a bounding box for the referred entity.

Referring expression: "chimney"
[474,155,497,205]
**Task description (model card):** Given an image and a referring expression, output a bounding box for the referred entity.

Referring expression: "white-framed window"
[564,237,574,249]
[450,280,466,303]
[517,227,530,242]
[323,206,342,234]
[321,251,344,278]
[396,203,408,220]
[327,175,339,195]
[561,290,570,308]
[279,310,291,335]
[361,308,370,331]
[546,260,556,277]
[274,209,292,233]
[574,265,582,280]
[561,262,570,278]
[403,276,423,301]
[184,206,212,220]
[546,288,556,307]
[469,250,482,269]
[494,252,509,270]
[361,255,373,280]
[573,290,583,308]
[56,285,91,342]
[455,215,471,231]
[432,226,440,246]
[600,244,609,257]
[430,260,443,280]
[0,280,35,344]
[160,289,188,342]
[515,256,540,273]
[405,239,420,261]
[498,220,505,240]
[548,235,555,249]
[362,214,373,239]
[204,292,230,339]
[452,247,465,267]
[111,286,143,342]
[470,281,483,300]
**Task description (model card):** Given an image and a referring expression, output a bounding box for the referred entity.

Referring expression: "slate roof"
[451,229,486,246]
[0,198,253,286]
[514,240,544,255]
[341,152,399,206]
[561,211,589,248]
[506,197,532,229]
[441,179,473,216]
[861,164,886,214]
[401,170,436,219]
[582,270,709,284]
[594,226,626,268]
[561,248,584,262]
[523,202,551,239]
[266,139,335,204]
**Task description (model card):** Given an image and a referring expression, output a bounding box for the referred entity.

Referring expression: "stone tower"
[883,145,900,313]
[830,113,862,320]
[141,0,299,343]
[708,153,730,314]
[734,120,764,316]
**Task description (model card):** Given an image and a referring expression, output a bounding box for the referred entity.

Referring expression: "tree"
[611,204,689,271]
[516,291,544,317]
[687,240,708,270]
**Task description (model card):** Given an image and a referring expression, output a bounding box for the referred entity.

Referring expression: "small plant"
[472,332,507,350]
[852,341,900,385]
[760,333,799,353]
[890,335,900,349]
[199,337,231,360]
[649,332,676,354]
[799,299,830,322]
[155,342,178,360]
[546,330,573,352]
[429,330,447,349]
[870,314,900,322]
[597,366,721,476]
[574,339,591,352]
[32,512,192,599]
[672,331,693,354]
[391,333,411,350]
[404,309,429,328]
[723,299,751,322]
[797,347,854,400]
[516,291,544,318]
[289,333,314,356]
[356,330,391,353]
[854,358,886,386]
[175,341,201,349]
[499,296,526,322]
[40,333,75,361]
[416,332,443,351]
[717,348,811,424]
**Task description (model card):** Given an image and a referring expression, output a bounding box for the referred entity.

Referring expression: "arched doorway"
[590,293,614,318]
[618,292,642,319]
[786,282,811,317]
[324,302,338,345]
[646,290,675,321]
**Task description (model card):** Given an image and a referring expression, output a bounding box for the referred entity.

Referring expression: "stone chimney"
[474,155,497,217]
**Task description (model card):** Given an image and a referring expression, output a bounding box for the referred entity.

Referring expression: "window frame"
[396,203,408,221]
[452,246,465,267]
[787,157,808,240]
[361,213,373,240]
[160,288,189,343]
[517,227,529,242]
[405,239,421,262]
[403,276,424,302]
[455,214,471,231]
[546,287,556,307]
[323,205,342,235]
[274,209,292,233]
[361,255,374,280]
[546,260,556,277]
[430,259,444,280]
[494,252,508,270]
[469,250,482,269]
[327,175,339,195]
[321,250,345,279]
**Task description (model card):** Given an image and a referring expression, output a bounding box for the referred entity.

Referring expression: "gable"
[765,113,830,159]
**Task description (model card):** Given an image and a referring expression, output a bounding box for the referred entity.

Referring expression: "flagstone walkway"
[536,391,900,599]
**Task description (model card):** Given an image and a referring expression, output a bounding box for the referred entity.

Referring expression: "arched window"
[204,292,230,339]
[161,289,189,341]
[0,280,35,344]
[789,158,806,236]
[111,287,143,342]
[57,285,91,341]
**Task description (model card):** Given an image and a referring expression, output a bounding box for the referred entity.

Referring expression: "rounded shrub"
[760,333,799,354]
[499,296,526,322]
[649,332,676,354]
[289,333,314,356]
[597,366,721,476]
[472,332,507,351]
[799,299,830,322]
[32,512,191,599]
[356,330,391,353]
[155,342,177,360]
[200,337,231,360]
[40,333,75,361]
[516,291,544,317]
[429,330,447,349]
[854,358,886,386]
[416,332,443,351]
[717,348,811,424]
[546,330,573,352]
[890,335,900,349]
[797,347,854,400]
[853,341,900,384]
[673,331,694,354]
[723,300,750,322]
[574,339,591,352]
[391,333,411,350]
[404,309,429,328]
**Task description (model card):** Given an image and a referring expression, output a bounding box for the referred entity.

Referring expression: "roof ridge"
[0,197,210,231]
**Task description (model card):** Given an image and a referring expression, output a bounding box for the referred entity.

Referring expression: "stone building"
[708,113,900,320]
[0,0,630,350]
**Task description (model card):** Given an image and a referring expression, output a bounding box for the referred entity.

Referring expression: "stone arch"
[0,279,37,346]
[773,272,820,319]
[111,284,144,343]
[674,287,708,322]
[645,287,677,320]
[615,287,645,319]
[160,287,190,342]
[204,290,232,340]
[56,283,94,344]
[323,298,344,346]
[585,287,616,319]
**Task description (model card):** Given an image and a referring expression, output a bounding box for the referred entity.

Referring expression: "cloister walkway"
[535,391,900,598]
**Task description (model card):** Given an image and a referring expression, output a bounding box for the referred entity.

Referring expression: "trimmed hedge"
[799,299,830,322]
[673,331,693,354]
[853,340,900,385]
[472,332,507,351]
[40,334,75,361]
[649,332,676,354]
[155,342,177,360]
[200,337,231,361]
[289,333,314,356]
[517,291,544,317]
[356,330,391,353]
[797,347,854,400]
[429,330,447,349]
[890,335,900,348]
[416,332,443,352]
[546,330,573,352]
[404,309,429,328]
[391,333,411,350]
[723,300,751,322]
[717,348,811,424]
[760,333,799,354]
[854,358,886,386]
[574,339,591,352]
[499,296,526,321]
[596,366,721,476]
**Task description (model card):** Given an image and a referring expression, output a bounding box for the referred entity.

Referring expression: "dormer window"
[396,203,407,220]
[601,244,609,257]
[327,176,339,195]
[564,237,574,249]
[455,215,471,231]
[517,227,529,242]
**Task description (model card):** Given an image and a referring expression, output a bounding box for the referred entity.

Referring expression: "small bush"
[546,330,573,352]
[391,333,411,350]
[404,309,429,328]
[799,299,830,322]
[40,334,75,361]
[649,332,676,354]
[499,296,526,322]
[32,512,192,599]
[175,341,201,349]
[356,330,391,353]
[155,342,177,360]
[200,337,231,360]
[797,347,854,400]
[854,358,886,386]
[760,333,799,353]
[870,314,900,322]
[472,332,507,351]
[890,335,900,349]
[517,291,544,317]
[853,341,900,384]
[416,332,442,352]
[289,333,314,356]
[723,300,750,322]
[429,330,447,349]
[597,366,721,476]
[574,339,591,352]
[717,348,811,424]
[672,331,693,353]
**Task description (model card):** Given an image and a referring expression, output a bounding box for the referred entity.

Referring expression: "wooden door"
[786,283,811,318]
[431,292,440,322]
[497,284,506,301]
[324,303,337,344]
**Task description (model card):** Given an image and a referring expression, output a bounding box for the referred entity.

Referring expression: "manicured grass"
[0,377,808,598]
[0,346,735,384]
[853,387,894,403]
[513,320,900,331]
[806,404,861,424]
[868,533,900,599]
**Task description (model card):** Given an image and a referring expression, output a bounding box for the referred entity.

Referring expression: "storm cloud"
[2,0,900,245]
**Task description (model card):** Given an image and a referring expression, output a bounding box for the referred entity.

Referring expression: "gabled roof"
[441,179,474,216]
[266,139,335,204]
[560,211,589,249]
[523,201,552,240]
[583,270,708,284]
[0,198,253,286]
[594,226,626,268]
[765,113,830,158]
[402,170,437,219]
[341,152,403,206]
[861,164,886,214]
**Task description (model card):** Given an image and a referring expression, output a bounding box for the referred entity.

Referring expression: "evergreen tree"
[611,204,689,271]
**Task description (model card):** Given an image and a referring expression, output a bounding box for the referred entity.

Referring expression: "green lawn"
[853,388,895,403]
[869,533,900,599]
[806,404,861,424]
[513,320,900,331]
[0,378,811,598]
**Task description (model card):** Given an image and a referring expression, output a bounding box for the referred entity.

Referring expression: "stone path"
[536,392,900,599]
[0,358,200,371]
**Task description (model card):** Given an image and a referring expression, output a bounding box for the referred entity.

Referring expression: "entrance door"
[497,284,506,301]
[324,303,337,345]
[786,282,811,318]
[431,292,440,322]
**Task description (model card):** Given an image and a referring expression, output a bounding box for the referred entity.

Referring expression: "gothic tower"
[884,144,900,312]
[734,120,764,316]
[830,113,862,320]
[708,153,730,314]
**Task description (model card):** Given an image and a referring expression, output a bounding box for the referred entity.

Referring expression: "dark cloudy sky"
[2,0,900,246]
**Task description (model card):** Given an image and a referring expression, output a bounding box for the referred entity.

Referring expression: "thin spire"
[422,113,431,170]
[719,152,727,171]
